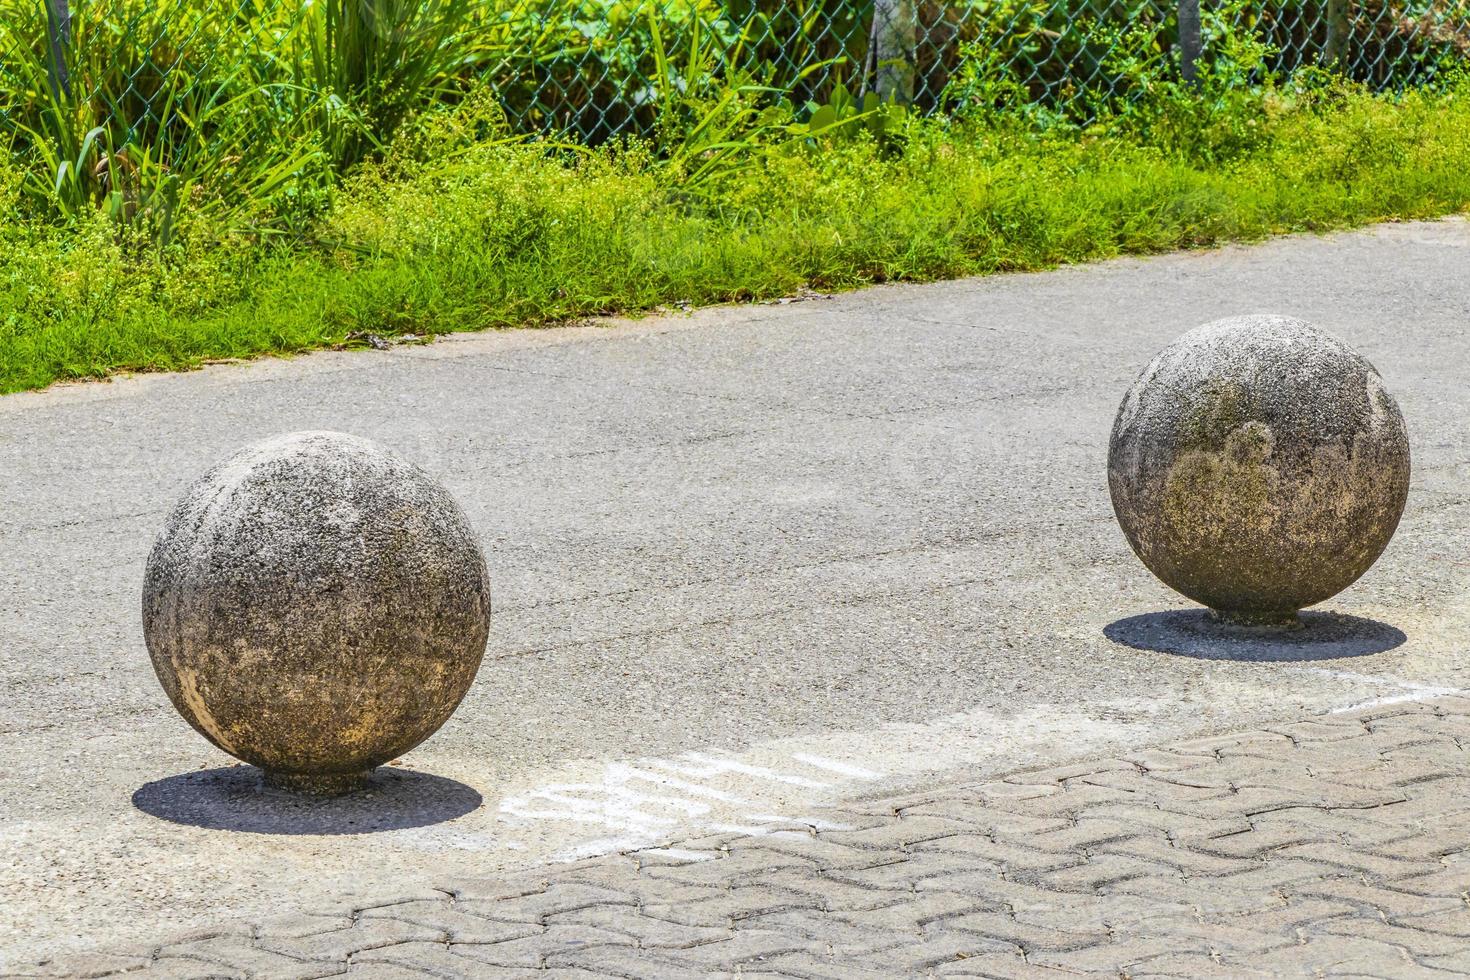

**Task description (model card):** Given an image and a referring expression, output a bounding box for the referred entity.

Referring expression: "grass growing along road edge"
[3,80,1470,396]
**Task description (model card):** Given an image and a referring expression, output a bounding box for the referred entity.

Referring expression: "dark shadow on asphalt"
[1103,609,1406,662]
[132,765,481,834]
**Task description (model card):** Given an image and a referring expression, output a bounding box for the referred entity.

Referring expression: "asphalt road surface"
[4,219,1470,968]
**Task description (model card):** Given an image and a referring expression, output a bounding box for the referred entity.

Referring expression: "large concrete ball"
[143,431,491,795]
[1108,315,1409,627]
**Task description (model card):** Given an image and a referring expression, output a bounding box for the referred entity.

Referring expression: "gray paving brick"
[1221,897,1361,936]
[24,953,157,978]
[435,877,546,903]
[642,847,817,887]
[864,930,1020,972]
[725,831,904,871]
[1004,759,1139,786]
[545,905,731,948]
[1093,834,1260,876]
[986,784,1136,820]
[457,882,639,924]
[748,951,895,980]
[642,884,820,928]
[1001,817,1143,851]
[937,910,1103,953]
[896,799,1071,836]
[44,697,1470,978]
[1029,853,1177,893]
[338,966,436,979]
[1129,952,1276,979]
[359,901,542,944]
[252,914,357,941]
[734,909,910,956]
[1420,949,1470,974]
[1394,907,1470,938]
[540,943,710,979]
[1012,893,1190,933]
[824,850,1000,890]
[1180,822,1336,860]
[1277,841,1443,879]
[818,815,975,850]
[445,925,633,969]
[753,868,911,911]
[1081,801,1251,839]
[154,938,344,978]
[1311,917,1470,959]
[1267,719,1375,743]
[1102,873,1286,917]
[911,834,1084,874]
[257,920,446,964]
[669,929,818,969]
[929,950,1069,978]
[1231,935,1427,976]
[1027,938,1189,972]
[832,891,999,933]
[1291,877,1465,919]
[347,942,485,979]
[918,870,1105,913]
[1128,912,1299,955]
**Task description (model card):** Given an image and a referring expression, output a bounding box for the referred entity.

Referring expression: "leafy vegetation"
[1,1,1469,394]
[5,67,1470,395]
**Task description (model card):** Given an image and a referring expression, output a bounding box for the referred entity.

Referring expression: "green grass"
[4,78,1470,395]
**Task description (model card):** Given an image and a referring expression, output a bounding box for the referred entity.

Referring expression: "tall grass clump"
[2,2,1470,394]
[6,65,1470,395]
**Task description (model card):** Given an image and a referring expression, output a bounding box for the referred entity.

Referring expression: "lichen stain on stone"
[1173,379,1255,455]
[173,664,240,758]
[1161,425,1283,542]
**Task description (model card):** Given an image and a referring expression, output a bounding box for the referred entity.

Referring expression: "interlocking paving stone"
[750,868,912,912]
[154,940,342,979]
[357,903,542,945]
[32,698,1470,977]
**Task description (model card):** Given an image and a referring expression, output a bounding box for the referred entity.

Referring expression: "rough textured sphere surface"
[144,431,491,795]
[1108,315,1409,626]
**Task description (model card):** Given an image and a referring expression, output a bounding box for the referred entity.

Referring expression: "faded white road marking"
[1296,667,1468,713]
[495,701,1157,861]
[792,753,882,779]
[647,753,833,788]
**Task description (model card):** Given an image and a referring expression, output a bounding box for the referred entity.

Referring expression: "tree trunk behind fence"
[1178,0,1201,85]
[45,0,72,97]
[1324,0,1351,68]
[870,0,916,102]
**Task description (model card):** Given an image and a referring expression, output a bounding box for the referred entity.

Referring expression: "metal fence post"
[1324,0,1351,68]
[1178,0,1202,85]
[869,0,916,102]
[44,0,72,98]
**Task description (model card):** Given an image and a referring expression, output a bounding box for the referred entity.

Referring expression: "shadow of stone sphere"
[1103,609,1406,662]
[132,765,481,835]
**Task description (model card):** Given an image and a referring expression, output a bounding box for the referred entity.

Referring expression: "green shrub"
[5,73,1470,394]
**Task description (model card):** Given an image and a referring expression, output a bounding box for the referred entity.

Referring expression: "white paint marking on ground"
[791,753,882,779]
[639,847,717,863]
[495,700,1162,862]
[649,753,834,788]
[495,664,1470,863]
[1296,667,1468,714]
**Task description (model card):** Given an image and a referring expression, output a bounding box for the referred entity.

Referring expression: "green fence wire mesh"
[2,0,1468,151]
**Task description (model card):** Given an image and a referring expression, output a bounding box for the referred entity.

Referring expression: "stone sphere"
[1108,315,1409,627]
[143,431,491,795]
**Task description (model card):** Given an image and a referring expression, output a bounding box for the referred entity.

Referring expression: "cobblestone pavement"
[24,697,1470,979]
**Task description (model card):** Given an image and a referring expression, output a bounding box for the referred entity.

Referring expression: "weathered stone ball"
[1108,315,1409,627]
[143,431,491,795]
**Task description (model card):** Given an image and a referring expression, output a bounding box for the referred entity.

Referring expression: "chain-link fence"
[2,0,1468,151]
